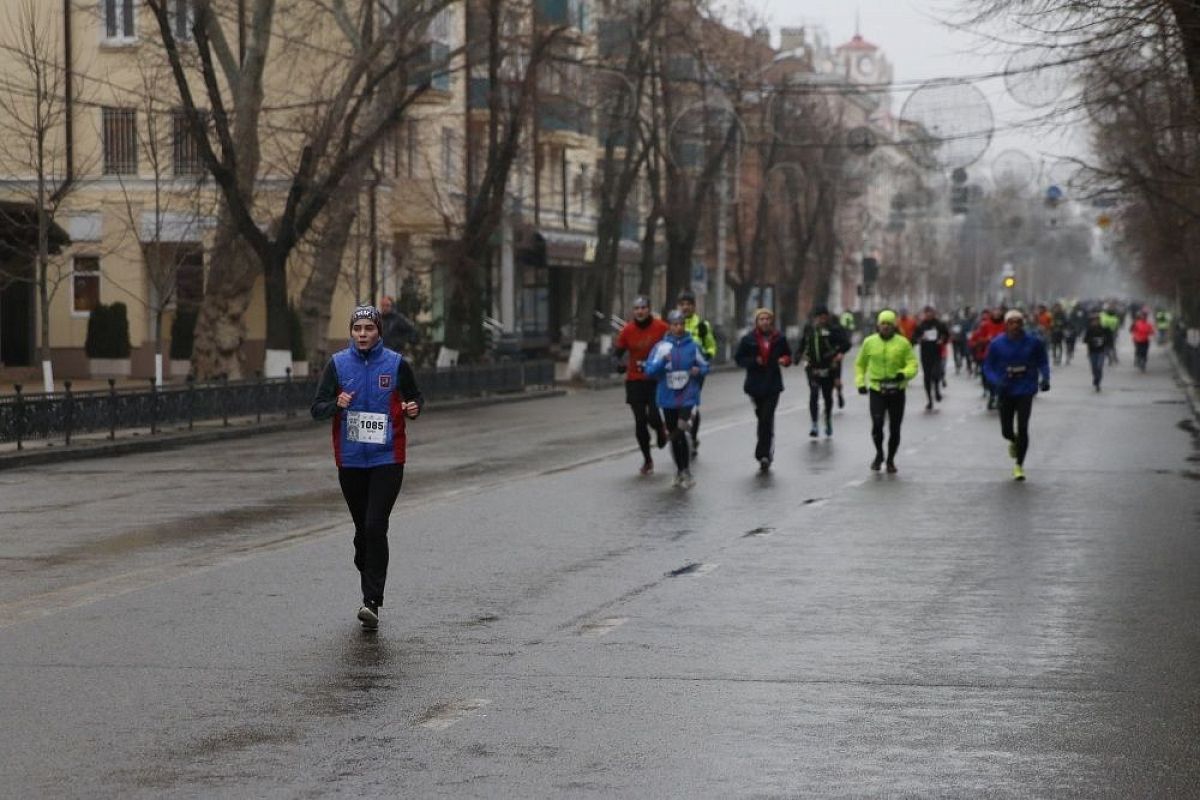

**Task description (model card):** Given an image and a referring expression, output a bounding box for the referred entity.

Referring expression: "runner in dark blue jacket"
[982,309,1050,481]
[735,308,792,471]
[312,305,423,629]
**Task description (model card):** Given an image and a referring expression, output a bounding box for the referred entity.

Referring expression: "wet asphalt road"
[1,340,1198,798]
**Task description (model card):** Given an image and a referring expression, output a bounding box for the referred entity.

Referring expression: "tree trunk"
[665,225,697,302]
[300,181,361,370]
[638,211,659,298]
[191,207,259,379]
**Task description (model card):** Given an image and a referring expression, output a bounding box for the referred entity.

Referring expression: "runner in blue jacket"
[312,305,423,629]
[644,310,710,488]
[982,309,1050,481]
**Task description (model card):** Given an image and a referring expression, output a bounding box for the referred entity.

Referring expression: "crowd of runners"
[610,294,1175,486]
[307,296,1174,628]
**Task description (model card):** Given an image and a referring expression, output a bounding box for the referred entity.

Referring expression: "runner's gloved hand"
[858,386,868,395]
[1040,380,1050,392]
[613,358,626,374]
[894,373,906,382]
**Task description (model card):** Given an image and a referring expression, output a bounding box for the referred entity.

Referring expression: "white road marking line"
[579,617,628,638]
[416,698,492,731]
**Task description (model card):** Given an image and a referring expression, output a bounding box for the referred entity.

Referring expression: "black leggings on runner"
[753,393,780,460]
[338,464,404,606]
[663,407,694,472]
[998,394,1033,465]
[921,355,942,404]
[630,402,661,460]
[869,390,906,461]
[809,376,834,424]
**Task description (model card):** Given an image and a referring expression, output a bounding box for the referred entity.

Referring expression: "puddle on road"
[22,487,345,568]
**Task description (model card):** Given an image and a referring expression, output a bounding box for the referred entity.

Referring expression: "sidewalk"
[0,386,564,470]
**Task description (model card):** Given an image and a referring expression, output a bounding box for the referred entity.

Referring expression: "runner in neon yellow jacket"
[854,318,919,391]
[854,310,919,473]
[677,289,717,456]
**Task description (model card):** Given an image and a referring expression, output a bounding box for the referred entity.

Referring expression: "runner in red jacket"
[969,308,1007,409]
[1130,311,1156,372]
[613,296,670,474]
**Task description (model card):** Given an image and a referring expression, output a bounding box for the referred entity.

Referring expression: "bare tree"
[0,0,85,391]
[144,0,447,378]
[441,0,567,360]
[565,0,663,351]
[109,56,214,385]
[651,5,762,304]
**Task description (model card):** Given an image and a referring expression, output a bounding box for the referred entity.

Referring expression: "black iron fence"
[0,360,556,448]
[1174,326,1200,385]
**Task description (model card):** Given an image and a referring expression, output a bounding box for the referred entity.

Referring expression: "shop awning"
[540,229,643,268]
[0,201,70,260]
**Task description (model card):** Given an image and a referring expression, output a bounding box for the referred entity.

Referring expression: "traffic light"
[1003,275,1016,289]
[861,256,879,284]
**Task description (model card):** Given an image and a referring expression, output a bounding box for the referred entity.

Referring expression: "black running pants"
[869,390,906,461]
[663,407,694,472]
[808,376,834,424]
[338,464,404,606]
[752,393,780,460]
[997,394,1034,466]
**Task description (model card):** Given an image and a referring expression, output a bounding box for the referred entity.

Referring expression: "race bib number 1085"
[346,411,388,444]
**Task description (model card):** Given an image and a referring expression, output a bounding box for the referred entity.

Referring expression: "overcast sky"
[756,0,1088,184]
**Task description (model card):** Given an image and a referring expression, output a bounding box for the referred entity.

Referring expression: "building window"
[171,0,194,41]
[102,107,138,175]
[175,247,205,308]
[72,256,101,314]
[406,120,418,179]
[104,0,136,42]
[172,109,203,176]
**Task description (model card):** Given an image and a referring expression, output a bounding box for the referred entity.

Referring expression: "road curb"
[0,387,565,471]
[1168,349,1200,423]
[563,362,740,391]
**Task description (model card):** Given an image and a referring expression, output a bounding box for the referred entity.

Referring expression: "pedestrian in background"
[735,308,792,471]
[311,305,423,630]
[1084,313,1114,391]
[378,295,418,352]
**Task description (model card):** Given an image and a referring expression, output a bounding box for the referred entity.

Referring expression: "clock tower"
[835,26,894,115]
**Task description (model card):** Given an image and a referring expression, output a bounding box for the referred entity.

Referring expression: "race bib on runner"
[951,324,963,335]
[1006,365,1028,377]
[666,370,690,390]
[811,368,830,378]
[346,411,388,444]
[923,329,939,342]
[879,379,901,392]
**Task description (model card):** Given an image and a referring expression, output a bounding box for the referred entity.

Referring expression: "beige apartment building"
[0,2,942,384]
[0,0,469,381]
